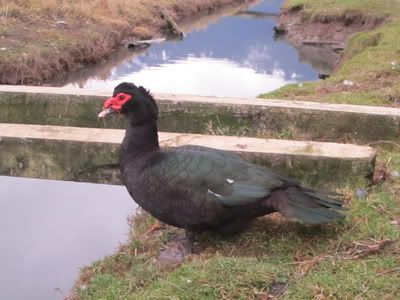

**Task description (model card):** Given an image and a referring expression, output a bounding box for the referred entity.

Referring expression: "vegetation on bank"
[260,0,400,106]
[0,0,250,85]
[51,1,398,298]
[69,146,400,300]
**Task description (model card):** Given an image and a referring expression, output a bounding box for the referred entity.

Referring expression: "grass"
[61,1,400,298]
[259,0,400,106]
[0,0,252,84]
[286,0,396,17]
[68,146,400,299]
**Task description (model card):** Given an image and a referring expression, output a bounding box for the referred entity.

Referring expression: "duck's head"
[98,82,158,125]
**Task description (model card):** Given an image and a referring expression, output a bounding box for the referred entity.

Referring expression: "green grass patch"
[69,147,400,299]
[65,1,400,298]
[283,0,397,18]
[135,256,285,299]
[287,258,400,299]
[260,82,319,100]
[260,0,400,106]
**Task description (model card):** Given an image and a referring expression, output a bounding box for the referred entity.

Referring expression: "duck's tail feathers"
[268,186,346,224]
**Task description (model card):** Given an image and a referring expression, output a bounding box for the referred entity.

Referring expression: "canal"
[62,0,320,97]
[1,0,326,299]
[0,176,135,299]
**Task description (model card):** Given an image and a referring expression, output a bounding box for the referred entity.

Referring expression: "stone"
[0,123,376,188]
[355,188,368,199]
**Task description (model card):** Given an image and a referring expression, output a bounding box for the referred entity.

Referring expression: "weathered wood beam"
[0,124,376,187]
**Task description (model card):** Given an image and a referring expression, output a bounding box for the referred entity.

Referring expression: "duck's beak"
[98,107,116,118]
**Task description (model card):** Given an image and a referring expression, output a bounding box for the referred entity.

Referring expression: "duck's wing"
[139,146,286,207]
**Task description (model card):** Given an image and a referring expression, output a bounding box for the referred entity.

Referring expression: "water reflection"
[0,176,135,300]
[108,57,291,97]
[63,0,318,97]
[1,2,323,299]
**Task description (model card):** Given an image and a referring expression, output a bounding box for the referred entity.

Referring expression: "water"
[1,1,323,298]
[0,176,136,300]
[63,0,319,97]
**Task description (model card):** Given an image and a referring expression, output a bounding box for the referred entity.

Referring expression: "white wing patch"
[226,178,234,184]
[207,189,222,197]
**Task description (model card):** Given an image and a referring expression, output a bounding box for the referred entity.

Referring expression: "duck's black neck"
[123,119,160,153]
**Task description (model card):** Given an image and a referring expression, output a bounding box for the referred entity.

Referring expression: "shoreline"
[0,0,256,85]
[276,5,385,73]
[3,1,399,299]
[11,1,397,299]
[261,0,400,107]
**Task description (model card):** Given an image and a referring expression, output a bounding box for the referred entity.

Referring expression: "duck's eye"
[119,95,125,100]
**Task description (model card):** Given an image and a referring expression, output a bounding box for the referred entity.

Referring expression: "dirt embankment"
[0,0,254,85]
[276,5,386,73]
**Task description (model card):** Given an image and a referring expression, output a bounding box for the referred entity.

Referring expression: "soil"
[0,0,256,85]
[276,7,386,73]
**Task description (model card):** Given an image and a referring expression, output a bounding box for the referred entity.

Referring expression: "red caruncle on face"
[103,93,132,112]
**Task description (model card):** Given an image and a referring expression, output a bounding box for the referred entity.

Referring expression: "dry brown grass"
[0,0,253,84]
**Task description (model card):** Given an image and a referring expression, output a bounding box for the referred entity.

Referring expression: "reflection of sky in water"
[67,0,318,97]
[107,57,292,97]
[0,176,135,300]
[2,1,320,299]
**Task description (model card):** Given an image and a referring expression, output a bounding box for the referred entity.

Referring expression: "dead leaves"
[294,253,326,276]
[377,267,400,276]
[342,239,397,260]
[291,239,398,278]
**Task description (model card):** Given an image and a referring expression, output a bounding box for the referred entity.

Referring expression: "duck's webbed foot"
[158,229,195,265]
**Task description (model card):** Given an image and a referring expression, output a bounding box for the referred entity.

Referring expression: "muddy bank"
[0,0,256,85]
[276,6,386,73]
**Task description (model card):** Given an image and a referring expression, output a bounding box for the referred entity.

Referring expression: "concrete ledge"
[0,85,399,143]
[0,124,376,187]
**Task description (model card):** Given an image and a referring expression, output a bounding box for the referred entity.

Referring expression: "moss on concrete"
[0,137,121,185]
[1,91,399,143]
[0,135,375,188]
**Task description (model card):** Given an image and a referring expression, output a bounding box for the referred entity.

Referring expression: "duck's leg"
[216,218,252,236]
[184,229,195,254]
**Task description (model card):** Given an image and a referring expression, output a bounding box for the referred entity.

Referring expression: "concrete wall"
[0,86,399,143]
[0,124,376,188]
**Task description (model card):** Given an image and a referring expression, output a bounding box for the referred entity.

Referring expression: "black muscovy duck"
[99,82,345,252]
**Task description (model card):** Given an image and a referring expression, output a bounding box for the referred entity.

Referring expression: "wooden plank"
[0,124,376,187]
